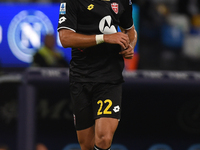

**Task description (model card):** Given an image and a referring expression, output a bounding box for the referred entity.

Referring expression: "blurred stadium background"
[0,0,200,150]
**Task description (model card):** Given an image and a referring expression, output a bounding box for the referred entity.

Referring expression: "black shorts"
[70,82,122,130]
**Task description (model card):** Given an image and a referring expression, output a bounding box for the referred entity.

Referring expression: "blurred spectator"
[140,0,167,39]
[137,0,169,70]
[36,143,48,150]
[177,0,200,17]
[0,144,9,150]
[32,34,69,68]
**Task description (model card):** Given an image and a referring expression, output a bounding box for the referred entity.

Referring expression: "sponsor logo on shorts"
[113,105,120,113]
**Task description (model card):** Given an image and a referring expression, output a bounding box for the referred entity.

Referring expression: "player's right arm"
[59,29,129,49]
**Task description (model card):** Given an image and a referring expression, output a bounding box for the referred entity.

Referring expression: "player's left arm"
[119,25,137,59]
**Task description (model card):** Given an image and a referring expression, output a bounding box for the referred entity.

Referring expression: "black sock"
[93,145,111,150]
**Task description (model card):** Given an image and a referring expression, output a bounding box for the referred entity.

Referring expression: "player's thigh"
[94,118,119,149]
[95,117,119,137]
[77,125,95,148]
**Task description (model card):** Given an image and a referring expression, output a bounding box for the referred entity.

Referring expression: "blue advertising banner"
[0,3,70,67]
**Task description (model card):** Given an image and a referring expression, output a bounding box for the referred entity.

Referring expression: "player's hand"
[119,44,134,59]
[104,32,129,49]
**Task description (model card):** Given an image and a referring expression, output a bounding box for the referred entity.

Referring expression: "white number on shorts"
[97,99,112,115]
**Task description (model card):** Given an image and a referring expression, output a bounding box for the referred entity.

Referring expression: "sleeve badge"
[59,3,66,14]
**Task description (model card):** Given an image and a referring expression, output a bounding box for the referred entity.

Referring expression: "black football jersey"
[57,0,133,83]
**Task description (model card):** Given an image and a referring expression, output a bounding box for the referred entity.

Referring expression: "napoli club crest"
[111,3,118,14]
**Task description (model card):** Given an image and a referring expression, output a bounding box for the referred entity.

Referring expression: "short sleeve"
[119,0,134,30]
[57,0,78,32]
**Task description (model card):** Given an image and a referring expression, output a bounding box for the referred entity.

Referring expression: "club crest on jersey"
[111,3,118,14]
[59,3,66,14]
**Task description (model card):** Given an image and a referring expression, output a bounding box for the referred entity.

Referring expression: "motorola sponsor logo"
[99,15,117,34]
[7,10,54,63]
